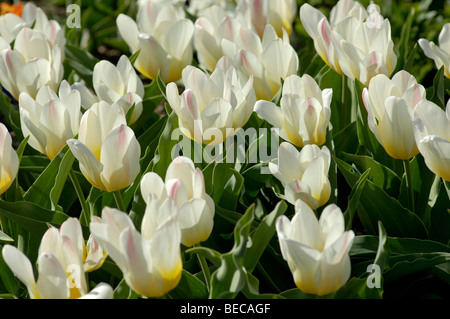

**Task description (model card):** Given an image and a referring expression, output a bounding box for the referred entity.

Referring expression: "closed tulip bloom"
[117,1,194,83]
[235,0,297,38]
[418,23,450,78]
[362,70,426,160]
[0,27,63,99]
[412,100,450,181]
[18,80,81,160]
[223,23,298,100]
[270,142,331,209]
[255,74,332,147]
[0,123,19,196]
[67,101,141,192]
[276,200,355,296]
[90,206,183,298]
[141,156,215,247]
[72,55,144,124]
[167,56,256,145]
[300,0,397,86]
[2,218,111,299]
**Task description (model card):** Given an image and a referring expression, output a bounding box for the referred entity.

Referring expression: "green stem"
[194,243,211,292]
[341,74,348,131]
[69,169,90,225]
[113,191,126,212]
[403,159,415,213]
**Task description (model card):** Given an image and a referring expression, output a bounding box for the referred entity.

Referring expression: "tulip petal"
[35,252,70,299]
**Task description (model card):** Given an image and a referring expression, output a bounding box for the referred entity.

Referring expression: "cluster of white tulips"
[0,0,449,300]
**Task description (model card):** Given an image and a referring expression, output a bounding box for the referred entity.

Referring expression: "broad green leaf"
[331,277,383,299]
[185,246,222,267]
[244,200,287,273]
[167,270,209,299]
[0,92,22,139]
[333,121,359,156]
[50,149,75,211]
[343,168,371,231]
[374,222,390,273]
[113,278,139,299]
[212,163,244,211]
[64,44,99,90]
[335,156,428,238]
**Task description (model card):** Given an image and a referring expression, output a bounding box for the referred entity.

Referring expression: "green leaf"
[0,92,22,139]
[374,222,390,272]
[209,205,255,299]
[50,148,75,211]
[167,270,209,299]
[185,246,222,267]
[64,44,99,89]
[0,230,13,242]
[212,163,244,211]
[113,278,139,299]
[128,49,140,66]
[343,168,371,231]
[244,200,287,273]
[331,277,383,299]
[0,244,19,296]
[429,66,446,109]
[335,156,428,238]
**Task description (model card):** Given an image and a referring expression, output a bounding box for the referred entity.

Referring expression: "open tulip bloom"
[90,206,183,298]
[418,23,450,78]
[255,74,332,147]
[140,156,215,247]
[276,199,355,296]
[19,80,81,160]
[412,100,450,182]
[362,70,426,160]
[72,55,144,124]
[117,1,194,83]
[67,101,141,192]
[300,0,397,86]
[270,142,331,209]
[167,56,256,146]
[2,218,110,299]
[0,26,63,100]
[0,123,19,196]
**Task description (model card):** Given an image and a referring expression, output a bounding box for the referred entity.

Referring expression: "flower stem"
[69,169,90,225]
[194,243,211,292]
[403,159,415,213]
[113,191,126,212]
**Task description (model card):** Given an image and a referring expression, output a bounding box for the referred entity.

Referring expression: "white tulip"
[412,100,450,181]
[418,23,450,78]
[0,123,19,196]
[270,142,331,209]
[141,156,215,247]
[90,206,183,297]
[276,200,355,296]
[255,74,332,147]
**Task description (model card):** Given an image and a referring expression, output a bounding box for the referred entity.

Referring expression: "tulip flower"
[412,100,450,181]
[362,70,426,160]
[0,123,19,196]
[235,0,297,38]
[18,80,82,160]
[222,24,299,100]
[255,74,332,147]
[116,1,194,83]
[0,27,63,99]
[72,55,144,124]
[276,199,355,296]
[300,0,397,86]
[187,0,235,17]
[270,142,331,209]
[166,56,256,145]
[141,156,215,247]
[67,101,141,192]
[90,206,183,298]
[418,23,450,78]
[2,217,111,299]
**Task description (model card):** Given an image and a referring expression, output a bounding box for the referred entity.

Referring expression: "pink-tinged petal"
[38,226,61,259]
[165,156,196,195]
[35,252,70,299]
[60,218,84,262]
[285,179,319,209]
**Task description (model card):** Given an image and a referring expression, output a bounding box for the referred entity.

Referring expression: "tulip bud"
[270,142,331,209]
[255,74,332,147]
[412,100,450,181]
[18,80,82,160]
[276,200,355,296]
[0,123,19,196]
[90,206,183,298]
[141,156,215,247]
[2,218,112,299]
[67,101,141,192]
[300,0,397,86]
[117,1,194,83]
[166,56,256,145]
[418,23,450,78]
[362,70,426,160]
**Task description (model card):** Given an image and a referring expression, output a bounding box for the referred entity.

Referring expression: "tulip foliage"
[0,0,449,301]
